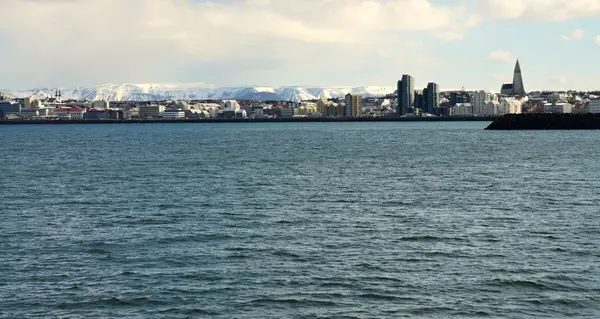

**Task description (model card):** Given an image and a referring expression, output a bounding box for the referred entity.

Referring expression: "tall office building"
[425,82,439,114]
[397,74,414,116]
[344,93,363,117]
[414,90,424,111]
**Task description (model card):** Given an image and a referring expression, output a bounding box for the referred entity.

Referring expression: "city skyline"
[1,0,600,90]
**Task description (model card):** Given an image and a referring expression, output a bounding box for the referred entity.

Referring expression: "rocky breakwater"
[486,113,600,130]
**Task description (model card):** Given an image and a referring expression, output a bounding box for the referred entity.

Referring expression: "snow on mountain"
[3,83,394,102]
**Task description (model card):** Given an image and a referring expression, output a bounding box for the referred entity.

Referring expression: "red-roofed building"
[53,107,86,119]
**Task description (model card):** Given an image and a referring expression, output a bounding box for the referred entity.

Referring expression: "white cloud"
[480,0,600,21]
[561,29,585,41]
[595,36,600,46]
[488,51,515,63]
[571,29,585,40]
[0,0,481,88]
[549,75,567,84]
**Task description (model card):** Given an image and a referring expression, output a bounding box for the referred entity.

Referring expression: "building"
[161,111,186,119]
[139,104,165,118]
[414,90,424,111]
[497,98,522,115]
[481,101,500,116]
[501,60,526,96]
[23,96,35,109]
[294,105,318,116]
[0,101,20,118]
[472,90,493,115]
[91,100,110,109]
[316,95,329,115]
[344,93,363,117]
[450,91,471,106]
[588,99,600,113]
[451,103,473,116]
[544,103,573,114]
[53,107,86,119]
[84,109,123,120]
[424,82,439,114]
[221,100,241,111]
[397,74,414,116]
[279,108,294,118]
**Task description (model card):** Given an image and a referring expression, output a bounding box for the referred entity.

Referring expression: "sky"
[1,0,600,91]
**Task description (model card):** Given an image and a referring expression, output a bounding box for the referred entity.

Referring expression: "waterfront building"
[588,99,600,113]
[85,109,110,120]
[414,90,424,111]
[139,104,165,118]
[279,108,294,118]
[450,90,471,106]
[0,101,20,118]
[498,98,522,115]
[544,103,573,114]
[482,101,500,116]
[221,100,241,111]
[424,82,439,114]
[23,96,34,109]
[53,107,86,119]
[451,103,472,116]
[294,105,318,116]
[472,90,493,115]
[324,103,344,117]
[91,100,110,109]
[316,95,328,115]
[344,93,363,117]
[397,74,414,116]
[161,111,186,119]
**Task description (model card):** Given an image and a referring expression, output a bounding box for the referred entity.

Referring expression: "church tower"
[512,60,526,96]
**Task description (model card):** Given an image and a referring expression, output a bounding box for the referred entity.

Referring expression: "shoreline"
[0,116,497,125]
[486,114,600,130]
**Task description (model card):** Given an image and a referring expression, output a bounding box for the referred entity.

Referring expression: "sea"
[1,122,599,318]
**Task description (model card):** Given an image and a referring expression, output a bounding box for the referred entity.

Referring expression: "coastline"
[486,113,600,130]
[0,116,497,125]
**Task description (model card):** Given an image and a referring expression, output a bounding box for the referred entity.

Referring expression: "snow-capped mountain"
[2,83,395,102]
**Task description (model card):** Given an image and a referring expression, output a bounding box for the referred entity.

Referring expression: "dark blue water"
[1,122,599,318]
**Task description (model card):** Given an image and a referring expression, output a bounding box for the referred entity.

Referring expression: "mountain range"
[2,83,396,102]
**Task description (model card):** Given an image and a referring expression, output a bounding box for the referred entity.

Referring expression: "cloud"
[549,75,567,84]
[488,51,515,63]
[0,0,481,88]
[595,36,600,46]
[480,0,600,21]
[561,29,585,41]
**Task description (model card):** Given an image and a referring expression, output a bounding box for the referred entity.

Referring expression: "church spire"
[512,59,525,96]
[514,59,522,73]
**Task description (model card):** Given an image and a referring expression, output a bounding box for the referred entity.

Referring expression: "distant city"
[1,60,600,121]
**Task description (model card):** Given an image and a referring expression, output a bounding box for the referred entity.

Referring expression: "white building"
[161,111,186,119]
[221,100,241,111]
[588,99,600,113]
[544,103,573,114]
[498,98,522,115]
[472,90,493,115]
[451,103,472,116]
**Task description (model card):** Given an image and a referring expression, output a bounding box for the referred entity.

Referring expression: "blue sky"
[0,0,599,91]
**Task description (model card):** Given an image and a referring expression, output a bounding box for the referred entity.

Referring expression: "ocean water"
[1,122,599,318]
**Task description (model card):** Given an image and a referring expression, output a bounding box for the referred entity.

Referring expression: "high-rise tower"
[512,60,525,96]
[397,74,414,116]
